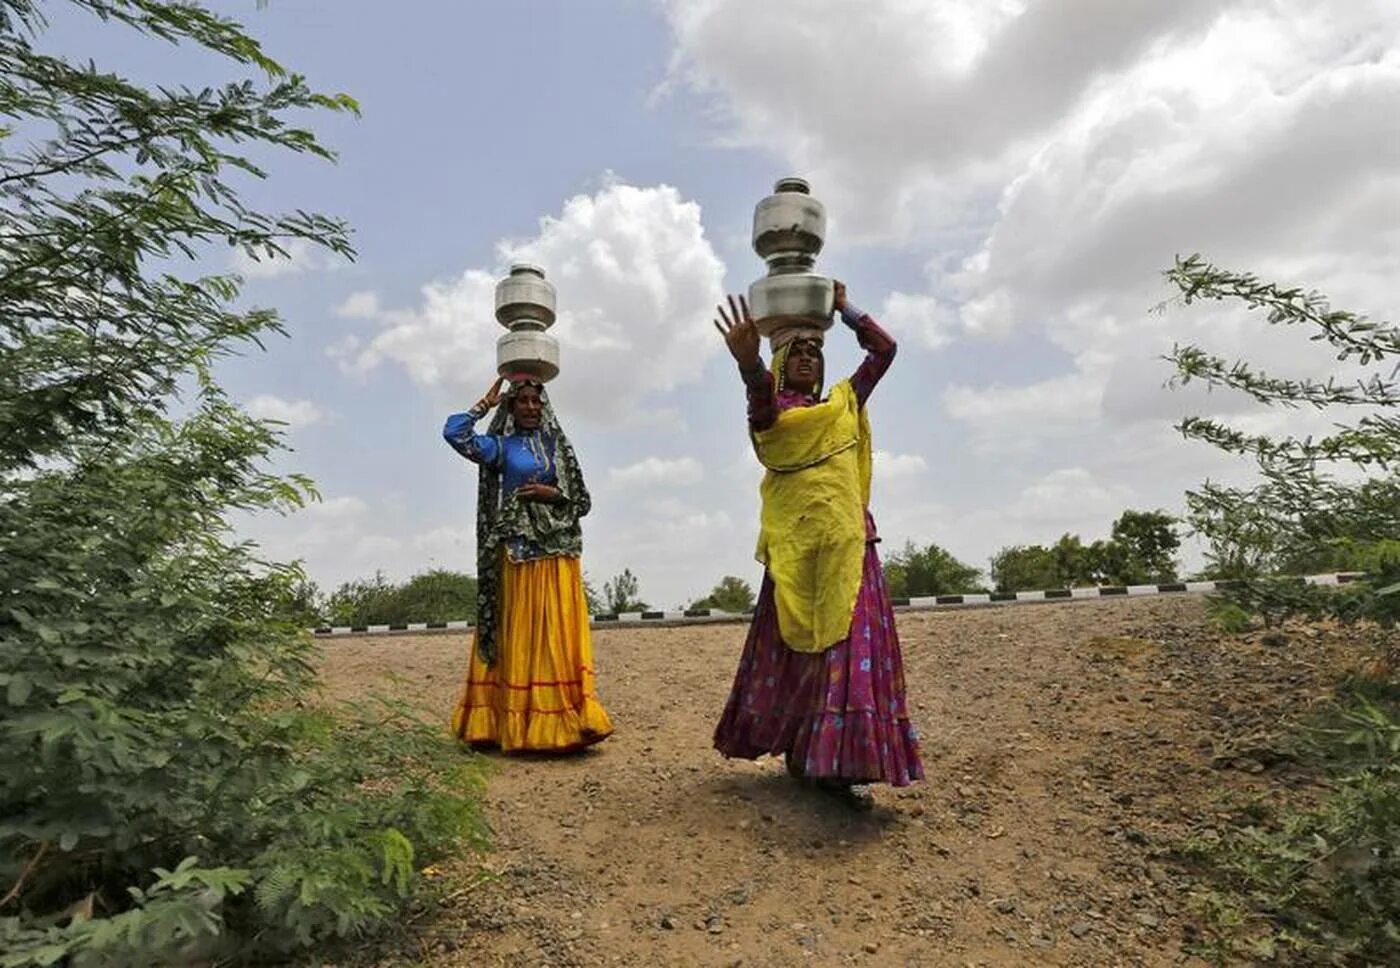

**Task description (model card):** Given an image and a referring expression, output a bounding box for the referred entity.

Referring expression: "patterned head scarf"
[769,325,827,352]
[474,375,590,666]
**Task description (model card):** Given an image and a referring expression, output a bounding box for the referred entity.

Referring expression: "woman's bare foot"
[814,778,874,810]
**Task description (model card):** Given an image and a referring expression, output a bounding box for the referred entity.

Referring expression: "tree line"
[305,506,1179,628]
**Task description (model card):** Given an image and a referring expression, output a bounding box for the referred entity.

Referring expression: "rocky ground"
[313,594,1371,967]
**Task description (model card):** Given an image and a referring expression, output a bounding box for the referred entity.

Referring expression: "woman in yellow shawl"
[712,284,923,797]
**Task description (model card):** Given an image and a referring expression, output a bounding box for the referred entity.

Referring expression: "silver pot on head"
[747,177,835,337]
[494,263,561,382]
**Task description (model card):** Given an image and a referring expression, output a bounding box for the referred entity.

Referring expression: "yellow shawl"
[751,377,872,652]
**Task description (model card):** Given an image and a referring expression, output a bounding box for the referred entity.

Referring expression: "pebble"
[1070,920,1094,938]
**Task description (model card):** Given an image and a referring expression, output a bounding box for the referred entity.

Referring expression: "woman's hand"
[476,376,506,412]
[833,280,848,314]
[516,482,561,504]
[713,294,761,369]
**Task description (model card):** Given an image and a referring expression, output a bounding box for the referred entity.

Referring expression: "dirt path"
[316,596,1367,967]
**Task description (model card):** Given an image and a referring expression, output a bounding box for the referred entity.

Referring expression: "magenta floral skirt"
[712,540,924,787]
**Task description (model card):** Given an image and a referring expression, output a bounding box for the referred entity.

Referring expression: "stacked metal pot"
[494,263,560,382]
[747,176,835,340]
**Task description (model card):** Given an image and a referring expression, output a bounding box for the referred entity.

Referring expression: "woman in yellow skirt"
[442,373,612,752]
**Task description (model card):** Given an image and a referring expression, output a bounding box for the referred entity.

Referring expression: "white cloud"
[231,237,342,280]
[873,450,927,480]
[620,406,690,437]
[944,371,1102,425]
[609,455,704,489]
[661,0,1400,582]
[410,525,476,564]
[595,504,741,609]
[664,0,1400,354]
[948,14,1400,342]
[245,394,326,429]
[880,292,954,349]
[942,370,1106,455]
[336,290,381,319]
[1007,467,1131,526]
[303,495,369,520]
[343,181,726,421]
[663,0,1226,242]
[239,494,478,593]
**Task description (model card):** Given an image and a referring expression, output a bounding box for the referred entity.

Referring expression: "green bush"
[1162,255,1399,597]
[1206,598,1255,635]
[690,575,757,612]
[603,568,648,613]
[324,569,478,626]
[1164,256,1399,963]
[0,3,487,963]
[884,541,984,598]
[990,543,1063,593]
[989,510,1181,592]
[1183,688,1400,965]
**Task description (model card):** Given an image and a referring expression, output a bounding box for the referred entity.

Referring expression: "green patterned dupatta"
[474,382,590,666]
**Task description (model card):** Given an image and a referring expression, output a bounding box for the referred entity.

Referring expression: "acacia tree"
[0,3,482,963]
[1108,509,1180,583]
[322,569,479,626]
[1163,254,1399,619]
[1162,254,1399,965]
[884,541,983,598]
[690,575,756,612]
[603,568,648,613]
[989,511,1179,592]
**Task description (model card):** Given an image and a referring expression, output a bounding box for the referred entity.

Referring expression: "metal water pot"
[496,327,560,382]
[747,177,835,337]
[495,262,556,328]
[494,263,560,381]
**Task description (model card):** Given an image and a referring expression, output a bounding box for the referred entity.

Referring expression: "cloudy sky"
[58,1,1400,608]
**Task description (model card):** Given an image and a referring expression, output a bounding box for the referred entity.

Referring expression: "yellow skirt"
[451,554,613,752]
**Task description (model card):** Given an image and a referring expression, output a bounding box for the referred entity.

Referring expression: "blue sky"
[44,1,1400,608]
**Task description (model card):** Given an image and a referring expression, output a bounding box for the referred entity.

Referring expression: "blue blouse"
[442,407,559,492]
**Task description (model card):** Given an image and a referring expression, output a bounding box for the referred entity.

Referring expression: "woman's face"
[510,384,543,430]
[784,340,823,394]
